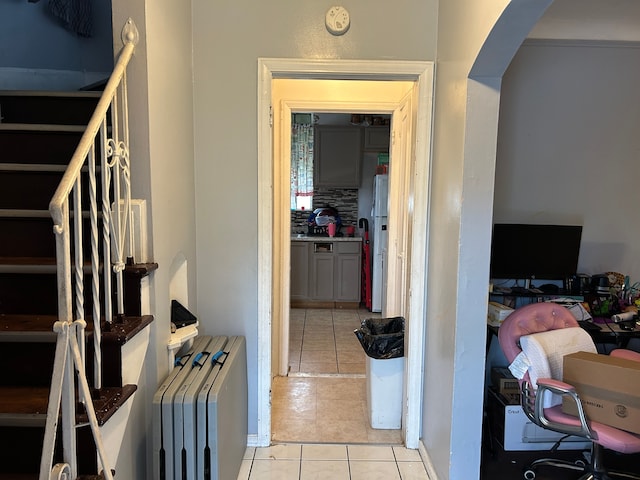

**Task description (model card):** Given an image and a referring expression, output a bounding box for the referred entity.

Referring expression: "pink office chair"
[498,302,640,480]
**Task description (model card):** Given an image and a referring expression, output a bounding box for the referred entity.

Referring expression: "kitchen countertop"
[291,235,363,242]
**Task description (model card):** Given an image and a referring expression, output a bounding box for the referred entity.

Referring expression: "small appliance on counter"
[306,207,342,236]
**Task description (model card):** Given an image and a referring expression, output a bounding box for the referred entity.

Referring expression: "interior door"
[384,89,414,319]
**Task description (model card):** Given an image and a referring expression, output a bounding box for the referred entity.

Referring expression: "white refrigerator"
[371,174,388,313]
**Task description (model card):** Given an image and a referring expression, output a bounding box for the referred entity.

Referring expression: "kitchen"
[272,112,402,444]
[289,113,391,313]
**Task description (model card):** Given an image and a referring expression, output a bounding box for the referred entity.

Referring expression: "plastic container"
[354,317,405,429]
[366,356,404,429]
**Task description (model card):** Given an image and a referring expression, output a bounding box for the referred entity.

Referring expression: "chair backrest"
[498,302,579,364]
[498,302,597,408]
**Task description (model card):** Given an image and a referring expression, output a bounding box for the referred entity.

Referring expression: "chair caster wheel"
[523,469,536,480]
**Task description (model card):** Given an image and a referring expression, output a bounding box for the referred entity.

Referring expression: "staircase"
[0,89,154,479]
[0,21,153,479]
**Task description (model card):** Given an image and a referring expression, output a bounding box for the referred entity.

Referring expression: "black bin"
[354,316,405,360]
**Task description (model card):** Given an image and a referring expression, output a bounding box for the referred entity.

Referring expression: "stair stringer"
[96,272,155,478]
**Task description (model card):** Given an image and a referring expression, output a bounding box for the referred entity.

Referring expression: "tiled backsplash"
[291,187,359,232]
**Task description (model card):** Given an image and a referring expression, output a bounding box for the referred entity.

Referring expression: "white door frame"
[273,79,416,378]
[257,58,434,448]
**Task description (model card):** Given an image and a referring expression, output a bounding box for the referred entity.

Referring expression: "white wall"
[11,1,640,478]
[494,42,640,282]
[191,0,437,438]
[110,1,197,477]
[111,2,640,479]
[427,1,558,478]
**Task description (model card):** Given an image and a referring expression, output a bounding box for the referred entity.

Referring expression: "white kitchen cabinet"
[314,126,363,188]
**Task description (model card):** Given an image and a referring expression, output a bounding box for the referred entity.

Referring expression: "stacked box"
[562,351,640,434]
[491,367,520,404]
[487,301,514,326]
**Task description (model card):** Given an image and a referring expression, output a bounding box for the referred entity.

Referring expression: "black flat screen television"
[490,223,583,280]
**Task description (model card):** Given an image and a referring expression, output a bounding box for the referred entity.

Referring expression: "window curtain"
[290,123,314,210]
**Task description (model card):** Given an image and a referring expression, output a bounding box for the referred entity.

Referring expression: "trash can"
[354,317,405,429]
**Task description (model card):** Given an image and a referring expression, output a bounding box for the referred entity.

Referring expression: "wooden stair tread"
[124,262,158,277]
[0,163,98,174]
[0,470,112,479]
[0,314,58,336]
[0,386,49,418]
[77,384,137,425]
[0,314,154,343]
[0,257,99,275]
[0,472,111,479]
[0,90,101,98]
[94,315,154,345]
[0,124,87,132]
[0,257,56,266]
[0,210,51,218]
[0,475,38,480]
[0,385,137,427]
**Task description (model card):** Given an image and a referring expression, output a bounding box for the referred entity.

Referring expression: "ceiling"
[529,0,640,43]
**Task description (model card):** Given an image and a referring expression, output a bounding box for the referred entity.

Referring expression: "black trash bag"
[354,317,405,359]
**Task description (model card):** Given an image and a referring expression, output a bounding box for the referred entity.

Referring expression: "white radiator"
[152,335,248,480]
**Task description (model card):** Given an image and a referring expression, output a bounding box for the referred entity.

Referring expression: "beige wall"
[495,43,640,280]
[191,0,437,437]
[111,1,197,477]
[121,0,520,479]
[427,1,554,478]
[108,1,572,479]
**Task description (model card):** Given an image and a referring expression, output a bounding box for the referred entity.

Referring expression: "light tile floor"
[272,308,401,444]
[288,308,375,375]
[237,444,430,480]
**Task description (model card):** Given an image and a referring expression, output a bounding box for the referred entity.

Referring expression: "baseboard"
[290,300,361,309]
[418,440,439,480]
[246,433,261,448]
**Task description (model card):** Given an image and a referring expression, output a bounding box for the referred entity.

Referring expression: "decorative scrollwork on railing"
[105,139,131,170]
[49,463,71,480]
[104,136,132,295]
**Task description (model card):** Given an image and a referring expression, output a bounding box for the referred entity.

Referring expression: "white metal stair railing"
[41,19,139,480]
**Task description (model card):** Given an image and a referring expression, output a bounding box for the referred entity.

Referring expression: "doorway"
[278,110,399,444]
[257,59,434,448]
[275,84,410,445]
[289,110,390,377]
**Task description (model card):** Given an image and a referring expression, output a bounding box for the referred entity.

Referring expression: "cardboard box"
[486,388,591,451]
[491,367,520,399]
[562,351,640,434]
[487,301,514,326]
